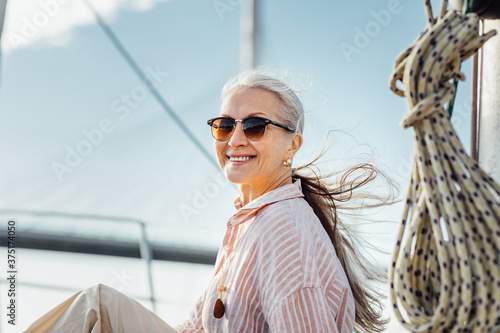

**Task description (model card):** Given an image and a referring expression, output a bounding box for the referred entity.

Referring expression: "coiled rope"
[388,0,500,332]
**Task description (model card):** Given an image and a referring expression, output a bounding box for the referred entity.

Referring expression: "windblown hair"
[222,68,398,333]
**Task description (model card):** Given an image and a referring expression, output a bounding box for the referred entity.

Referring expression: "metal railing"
[0,209,218,313]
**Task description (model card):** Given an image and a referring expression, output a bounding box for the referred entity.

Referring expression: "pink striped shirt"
[177,179,355,332]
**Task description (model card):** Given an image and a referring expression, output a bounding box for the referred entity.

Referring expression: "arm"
[267,286,353,333]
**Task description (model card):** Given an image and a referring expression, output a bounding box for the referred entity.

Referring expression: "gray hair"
[221,68,305,135]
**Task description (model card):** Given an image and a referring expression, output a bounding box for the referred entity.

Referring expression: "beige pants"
[25,284,178,333]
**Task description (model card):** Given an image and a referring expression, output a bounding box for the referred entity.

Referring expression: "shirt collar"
[228,178,304,226]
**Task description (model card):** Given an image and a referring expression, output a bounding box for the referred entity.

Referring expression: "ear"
[286,133,303,159]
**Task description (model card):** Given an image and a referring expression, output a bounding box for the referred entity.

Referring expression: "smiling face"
[214,87,302,191]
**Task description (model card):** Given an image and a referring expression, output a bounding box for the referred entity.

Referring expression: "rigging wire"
[81,0,219,170]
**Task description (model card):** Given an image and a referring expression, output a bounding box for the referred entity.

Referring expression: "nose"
[228,120,248,147]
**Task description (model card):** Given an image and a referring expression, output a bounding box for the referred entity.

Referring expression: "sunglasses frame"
[207,116,296,141]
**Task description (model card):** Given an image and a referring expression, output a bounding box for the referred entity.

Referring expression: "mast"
[477,19,500,183]
[239,0,259,72]
[0,0,8,86]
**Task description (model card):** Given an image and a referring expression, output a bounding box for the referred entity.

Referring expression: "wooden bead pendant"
[213,284,226,318]
[213,298,225,318]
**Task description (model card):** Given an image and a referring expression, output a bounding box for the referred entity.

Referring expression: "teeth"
[229,156,253,162]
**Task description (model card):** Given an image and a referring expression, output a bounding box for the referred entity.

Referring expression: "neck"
[237,173,292,206]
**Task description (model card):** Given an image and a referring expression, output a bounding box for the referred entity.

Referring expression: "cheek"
[257,133,288,166]
[214,142,226,164]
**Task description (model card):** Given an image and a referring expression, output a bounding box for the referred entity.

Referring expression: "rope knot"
[389,10,496,128]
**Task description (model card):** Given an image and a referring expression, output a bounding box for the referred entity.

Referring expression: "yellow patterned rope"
[388,1,500,332]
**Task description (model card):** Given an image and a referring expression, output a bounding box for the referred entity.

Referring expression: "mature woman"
[26,69,390,333]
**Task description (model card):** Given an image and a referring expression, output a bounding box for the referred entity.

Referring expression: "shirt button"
[231,220,238,226]
[224,245,231,251]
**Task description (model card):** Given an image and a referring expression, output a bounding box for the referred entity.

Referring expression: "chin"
[224,171,253,185]
[225,175,248,185]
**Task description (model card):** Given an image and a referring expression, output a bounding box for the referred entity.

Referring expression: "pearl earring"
[283,159,292,167]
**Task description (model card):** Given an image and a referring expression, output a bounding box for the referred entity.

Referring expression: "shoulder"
[248,197,353,317]
[255,196,318,230]
[250,196,348,288]
[252,197,330,252]
[249,196,339,281]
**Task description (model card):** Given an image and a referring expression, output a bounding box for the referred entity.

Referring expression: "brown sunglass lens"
[212,118,234,140]
[242,118,267,140]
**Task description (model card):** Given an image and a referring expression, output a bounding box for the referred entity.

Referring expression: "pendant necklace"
[213,249,228,318]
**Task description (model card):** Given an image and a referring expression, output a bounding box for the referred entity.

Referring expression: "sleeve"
[267,287,349,333]
[175,293,205,333]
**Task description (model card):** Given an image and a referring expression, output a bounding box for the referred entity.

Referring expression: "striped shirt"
[177,178,355,332]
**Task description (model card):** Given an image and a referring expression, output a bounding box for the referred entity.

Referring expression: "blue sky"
[0,0,474,255]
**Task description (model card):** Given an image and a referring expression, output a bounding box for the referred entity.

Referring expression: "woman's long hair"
[222,68,398,332]
[292,145,397,332]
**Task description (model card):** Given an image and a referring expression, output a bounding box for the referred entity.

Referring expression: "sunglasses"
[207,116,296,141]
